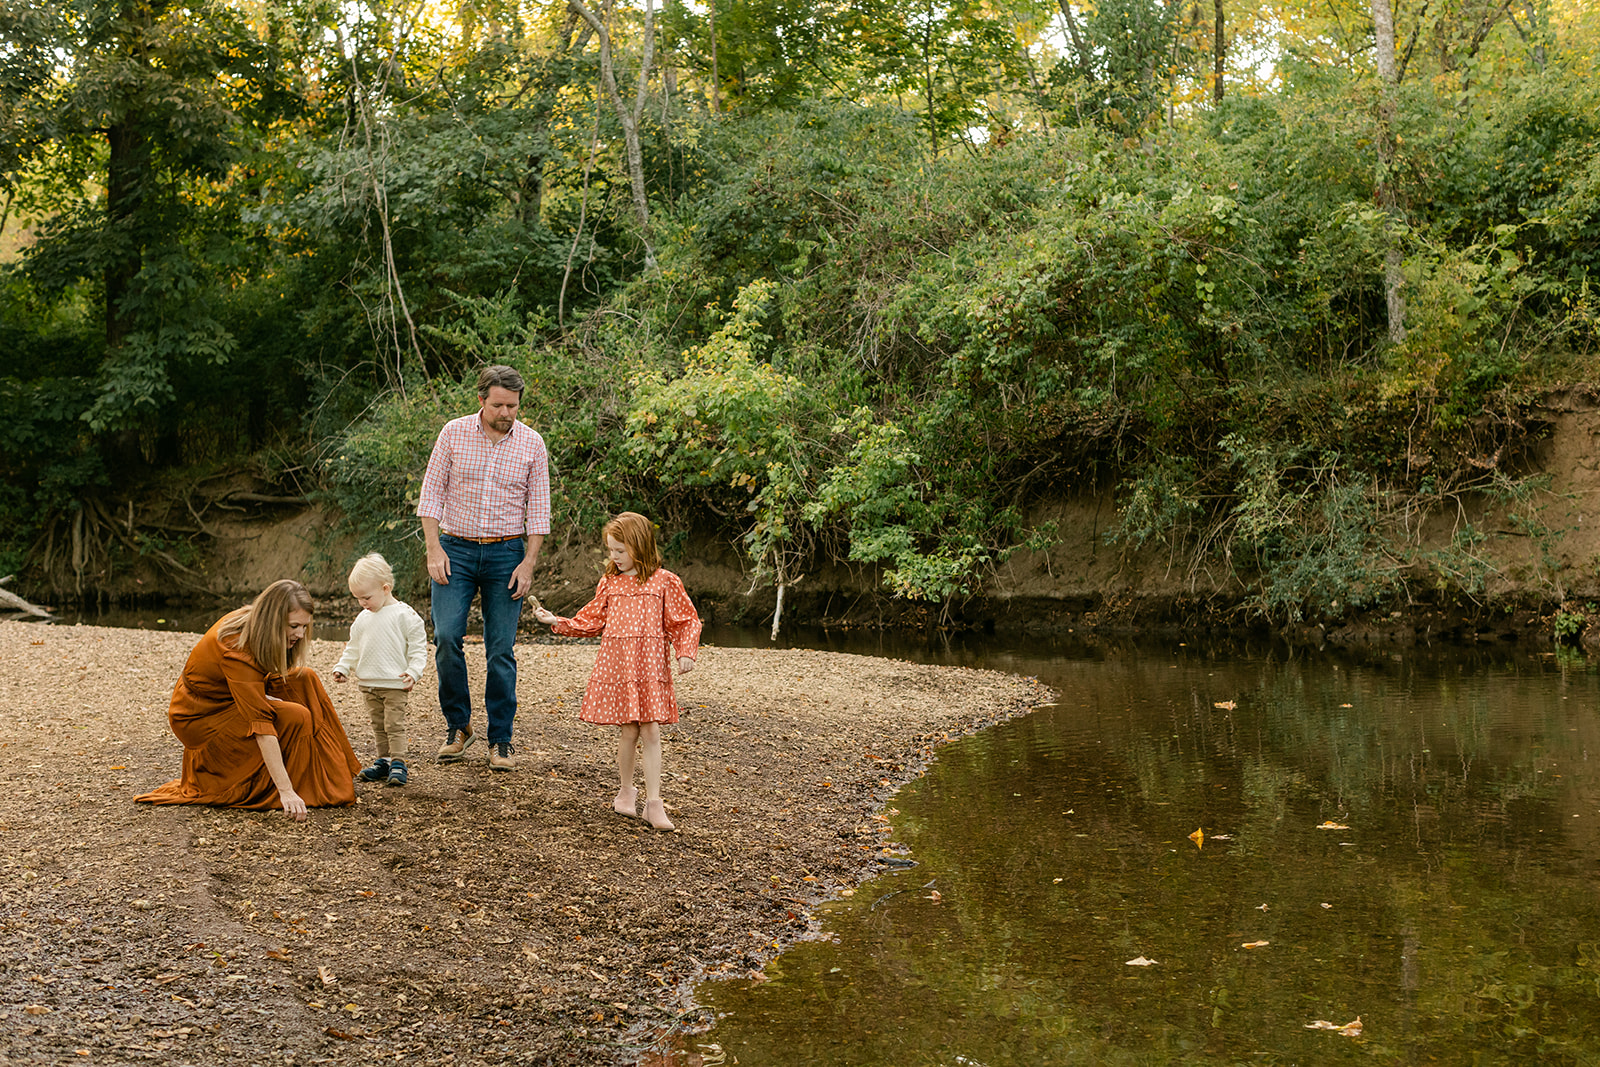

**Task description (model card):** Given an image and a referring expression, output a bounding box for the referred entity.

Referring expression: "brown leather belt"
[443,532,524,544]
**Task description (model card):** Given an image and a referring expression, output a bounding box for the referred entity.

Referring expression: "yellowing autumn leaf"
[1316,821,1350,830]
[1125,956,1159,967]
[1242,940,1270,949]
[1306,1016,1363,1037]
[1213,701,1237,710]
[1188,827,1204,849]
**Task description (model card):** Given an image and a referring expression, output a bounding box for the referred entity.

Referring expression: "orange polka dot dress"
[552,569,702,725]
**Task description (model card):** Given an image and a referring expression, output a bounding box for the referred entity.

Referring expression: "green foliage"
[1552,606,1588,643]
[3,0,1599,622]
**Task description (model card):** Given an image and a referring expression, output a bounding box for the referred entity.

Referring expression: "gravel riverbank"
[0,621,1048,1066]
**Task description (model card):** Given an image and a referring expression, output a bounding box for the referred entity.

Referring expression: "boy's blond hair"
[348,552,395,591]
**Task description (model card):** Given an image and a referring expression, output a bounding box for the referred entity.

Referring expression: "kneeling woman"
[137,579,362,820]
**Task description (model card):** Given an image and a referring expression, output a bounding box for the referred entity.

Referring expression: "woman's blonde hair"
[602,512,661,582]
[217,579,314,675]
[348,552,395,591]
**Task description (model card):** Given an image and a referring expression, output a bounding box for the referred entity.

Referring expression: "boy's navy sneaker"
[357,757,391,783]
[385,758,409,787]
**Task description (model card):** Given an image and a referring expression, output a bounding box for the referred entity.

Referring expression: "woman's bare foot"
[644,798,675,832]
[613,786,638,818]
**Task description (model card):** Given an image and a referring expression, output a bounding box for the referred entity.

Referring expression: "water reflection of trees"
[697,651,1600,1065]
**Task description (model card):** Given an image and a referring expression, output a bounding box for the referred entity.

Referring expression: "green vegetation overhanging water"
[655,641,1600,1066]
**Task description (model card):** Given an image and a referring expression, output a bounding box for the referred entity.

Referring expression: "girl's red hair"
[603,512,661,582]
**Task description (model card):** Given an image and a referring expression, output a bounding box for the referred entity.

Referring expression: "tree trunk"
[1212,0,1225,103]
[1055,0,1097,83]
[708,0,719,113]
[1371,0,1406,344]
[104,0,155,352]
[568,0,659,273]
[104,119,145,350]
[518,154,543,225]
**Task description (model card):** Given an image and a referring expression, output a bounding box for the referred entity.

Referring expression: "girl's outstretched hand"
[532,606,561,626]
[677,657,695,675]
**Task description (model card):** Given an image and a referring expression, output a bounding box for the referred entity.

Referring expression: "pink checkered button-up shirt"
[416,414,551,540]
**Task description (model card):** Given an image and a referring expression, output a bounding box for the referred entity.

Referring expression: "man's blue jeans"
[431,534,524,745]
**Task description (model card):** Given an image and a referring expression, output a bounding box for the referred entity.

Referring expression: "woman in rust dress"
[136,579,361,820]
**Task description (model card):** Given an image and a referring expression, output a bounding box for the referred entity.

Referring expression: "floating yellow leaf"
[1316,821,1350,830]
[1306,1016,1363,1037]
[1242,940,1270,949]
[1213,701,1237,710]
[1188,827,1205,849]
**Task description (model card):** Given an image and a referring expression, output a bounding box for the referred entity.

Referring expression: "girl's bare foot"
[613,786,638,818]
[644,799,675,832]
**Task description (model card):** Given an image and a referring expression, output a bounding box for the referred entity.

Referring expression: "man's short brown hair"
[477,365,525,399]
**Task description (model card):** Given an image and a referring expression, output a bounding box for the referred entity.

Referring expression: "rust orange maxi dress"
[136,619,362,810]
[553,569,702,724]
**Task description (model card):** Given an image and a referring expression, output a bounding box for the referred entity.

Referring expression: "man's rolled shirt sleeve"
[416,427,452,521]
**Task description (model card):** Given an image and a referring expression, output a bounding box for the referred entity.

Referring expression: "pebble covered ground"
[0,621,1048,1066]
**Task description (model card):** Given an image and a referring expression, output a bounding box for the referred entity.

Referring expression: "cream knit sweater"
[333,600,429,688]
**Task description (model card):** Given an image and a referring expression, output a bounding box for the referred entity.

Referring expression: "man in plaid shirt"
[416,365,550,771]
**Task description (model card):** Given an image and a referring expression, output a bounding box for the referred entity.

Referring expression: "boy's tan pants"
[362,686,410,760]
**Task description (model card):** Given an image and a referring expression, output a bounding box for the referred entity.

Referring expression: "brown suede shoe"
[487,741,516,772]
[436,726,474,763]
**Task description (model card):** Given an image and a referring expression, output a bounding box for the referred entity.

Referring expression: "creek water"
[47,606,1600,1063]
[648,636,1600,1067]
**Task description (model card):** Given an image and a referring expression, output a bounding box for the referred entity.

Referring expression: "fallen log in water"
[0,575,52,618]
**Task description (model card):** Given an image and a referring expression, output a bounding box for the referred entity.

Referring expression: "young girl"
[532,512,701,831]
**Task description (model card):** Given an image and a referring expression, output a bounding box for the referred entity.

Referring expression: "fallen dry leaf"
[1316,821,1350,830]
[318,965,336,986]
[1125,956,1159,967]
[1213,700,1237,710]
[1306,1016,1363,1037]
[1242,940,1270,949]
[1189,827,1204,849]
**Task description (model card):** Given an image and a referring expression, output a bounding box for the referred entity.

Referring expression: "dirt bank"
[15,395,1600,645]
[0,621,1048,1066]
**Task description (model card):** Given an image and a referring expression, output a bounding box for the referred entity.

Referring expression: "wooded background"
[2,0,1597,620]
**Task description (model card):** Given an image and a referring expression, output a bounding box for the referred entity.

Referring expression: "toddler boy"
[333,553,428,786]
